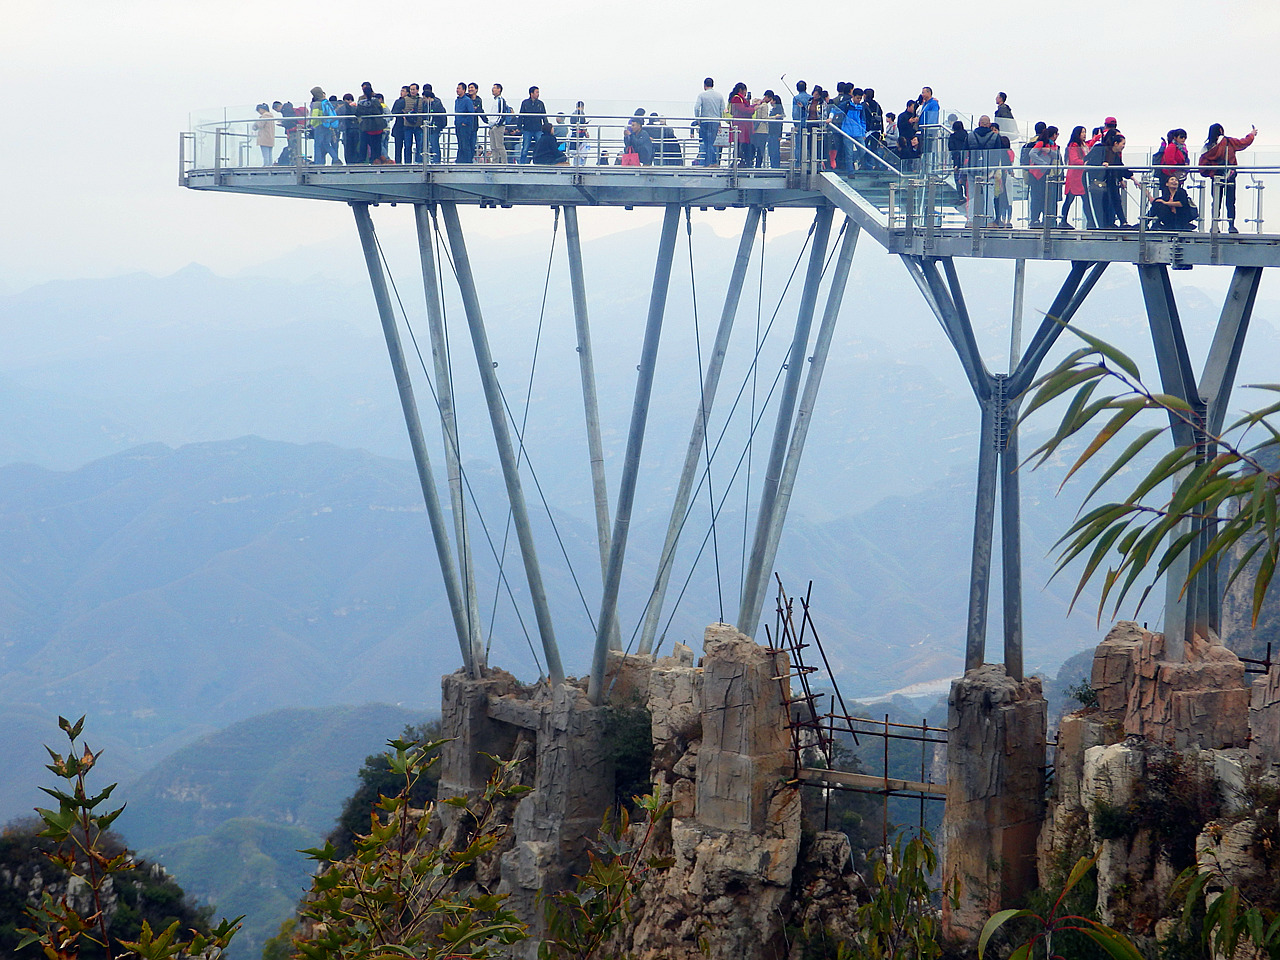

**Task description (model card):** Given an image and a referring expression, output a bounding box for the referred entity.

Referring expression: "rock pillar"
[696,623,793,832]
[942,664,1047,942]
[500,682,612,937]
[1249,667,1280,766]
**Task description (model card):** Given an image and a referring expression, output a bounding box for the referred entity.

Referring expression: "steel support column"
[1138,264,1205,654]
[414,204,484,672]
[999,391,1023,680]
[906,257,1106,673]
[738,205,835,637]
[563,205,620,650]
[1138,264,1263,650]
[1199,267,1264,635]
[968,398,1000,671]
[752,220,862,625]
[439,202,564,686]
[638,206,761,655]
[589,204,682,703]
[352,202,475,676]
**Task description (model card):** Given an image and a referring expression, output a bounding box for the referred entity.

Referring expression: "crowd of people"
[245,79,1260,232]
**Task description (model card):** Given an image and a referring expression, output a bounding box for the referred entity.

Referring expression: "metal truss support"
[414,204,484,673]
[352,202,476,677]
[589,204,683,703]
[902,256,1109,676]
[439,202,564,687]
[639,206,762,655]
[563,205,620,650]
[1137,264,1262,655]
[738,204,836,637]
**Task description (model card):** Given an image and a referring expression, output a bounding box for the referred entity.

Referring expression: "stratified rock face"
[1250,668,1280,765]
[1042,626,1273,945]
[1092,621,1146,719]
[617,625,803,960]
[697,626,793,833]
[436,626,863,960]
[942,665,1047,942]
[1122,630,1249,749]
[1080,739,1180,931]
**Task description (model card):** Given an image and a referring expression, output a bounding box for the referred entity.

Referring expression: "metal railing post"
[439,201,565,686]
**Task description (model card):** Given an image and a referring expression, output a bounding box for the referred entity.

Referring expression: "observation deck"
[182,143,1280,271]
[180,107,1280,690]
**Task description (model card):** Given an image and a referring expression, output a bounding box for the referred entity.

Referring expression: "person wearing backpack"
[1156,128,1189,182]
[355,82,387,163]
[1027,126,1062,228]
[962,115,1003,226]
[1200,122,1257,233]
[274,100,303,164]
[337,94,361,164]
[862,88,884,158]
[423,85,446,162]
[309,86,340,165]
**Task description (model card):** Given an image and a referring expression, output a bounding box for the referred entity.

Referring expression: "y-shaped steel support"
[439,202,564,686]
[352,202,476,677]
[738,205,836,636]
[1137,264,1263,655]
[563,206,620,651]
[414,204,484,673]
[638,206,762,655]
[589,204,683,703]
[902,256,1109,677]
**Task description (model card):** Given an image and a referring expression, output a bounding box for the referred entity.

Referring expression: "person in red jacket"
[1200,122,1258,233]
[1060,125,1087,229]
[1156,128,1189,182]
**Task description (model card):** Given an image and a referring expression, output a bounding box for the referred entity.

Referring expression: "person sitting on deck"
[1148,175,1197,231]
[531,122,568,164]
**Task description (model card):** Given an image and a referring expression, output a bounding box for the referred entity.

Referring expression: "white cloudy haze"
[3,0,1279,292]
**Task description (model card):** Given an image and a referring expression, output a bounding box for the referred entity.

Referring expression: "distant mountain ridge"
[0,434,1109,827]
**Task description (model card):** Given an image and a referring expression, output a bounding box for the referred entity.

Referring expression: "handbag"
[620,149,641,167]
[714,126,730,148]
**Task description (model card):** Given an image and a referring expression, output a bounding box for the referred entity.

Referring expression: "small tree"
[17,716,239,960]
[291,736,530,959]
[839,831,954,960]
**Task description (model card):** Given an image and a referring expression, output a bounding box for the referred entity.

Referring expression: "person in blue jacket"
[839,89,868,172]
[917,85,940,172]
[453,82,477,163]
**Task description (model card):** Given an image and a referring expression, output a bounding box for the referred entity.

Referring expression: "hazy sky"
[4,0,1279,293]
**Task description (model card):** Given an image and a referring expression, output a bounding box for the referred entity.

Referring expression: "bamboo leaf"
[1066,327,1143,378]
[1082,427,1167,504]
[1061,399,1149,489]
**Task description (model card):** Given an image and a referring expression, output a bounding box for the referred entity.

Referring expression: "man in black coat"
[518,86,547,164]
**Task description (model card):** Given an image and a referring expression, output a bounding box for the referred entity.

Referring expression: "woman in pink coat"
[1059,126,1087,229]
[728,83,755,167]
